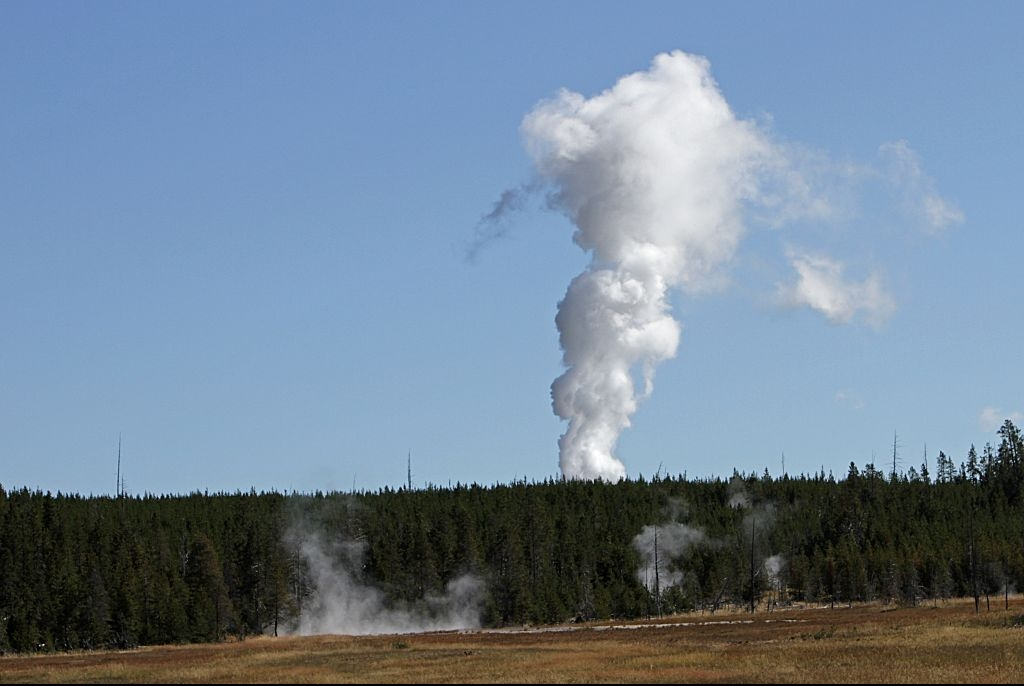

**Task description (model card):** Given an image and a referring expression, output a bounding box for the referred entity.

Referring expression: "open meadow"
[1,598,1022,684]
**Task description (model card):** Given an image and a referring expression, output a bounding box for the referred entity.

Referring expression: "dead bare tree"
[653,525,662,618]
[750,518,756,613]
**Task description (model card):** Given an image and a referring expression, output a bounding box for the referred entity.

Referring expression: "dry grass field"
[2,598,1022,683]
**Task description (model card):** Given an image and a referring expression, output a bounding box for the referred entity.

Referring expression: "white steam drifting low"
[632,522,705,593]
[523,51,777,480]
[287,530,484,636]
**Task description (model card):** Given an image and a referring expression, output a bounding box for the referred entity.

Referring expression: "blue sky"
[2,1,1022,495]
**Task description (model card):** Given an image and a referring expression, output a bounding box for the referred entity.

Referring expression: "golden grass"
[2,598,1022,683]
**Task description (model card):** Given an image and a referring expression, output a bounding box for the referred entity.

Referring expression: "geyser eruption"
[522,51,775,480]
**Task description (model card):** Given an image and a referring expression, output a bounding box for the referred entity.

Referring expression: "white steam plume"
[523,51,777,480]
[505,51,961,480]
[287,529,484,636]
[632,522,706,593]
[727,473,752,509]
[763,553,785,581]
[762,554,786,606]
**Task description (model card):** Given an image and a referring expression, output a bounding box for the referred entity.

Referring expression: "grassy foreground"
[1,598,1022,683]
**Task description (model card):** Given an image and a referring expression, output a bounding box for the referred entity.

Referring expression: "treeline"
[1,420,1022,652]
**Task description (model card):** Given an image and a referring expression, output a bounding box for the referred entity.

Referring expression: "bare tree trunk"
[653,527,662,618]
[969,508,980,614]
[749,519,756,614]
[711,578,729,614]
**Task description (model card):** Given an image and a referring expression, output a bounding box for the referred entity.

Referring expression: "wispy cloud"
[465,180,542,262]
[775,250,895,326]
[979,406,1024,432]
[835,390,865,410]
[879,140,964,234]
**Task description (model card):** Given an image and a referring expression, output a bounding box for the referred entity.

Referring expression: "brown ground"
[2,598,1022,683]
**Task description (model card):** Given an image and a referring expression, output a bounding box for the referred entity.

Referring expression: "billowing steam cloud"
[286,528,484,636]
[491,50,962,481]
[633,522,705,593]
[763,554,785,586]
[522,51,777,480]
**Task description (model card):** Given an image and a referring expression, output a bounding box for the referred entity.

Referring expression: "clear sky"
[2,1,1022,495]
